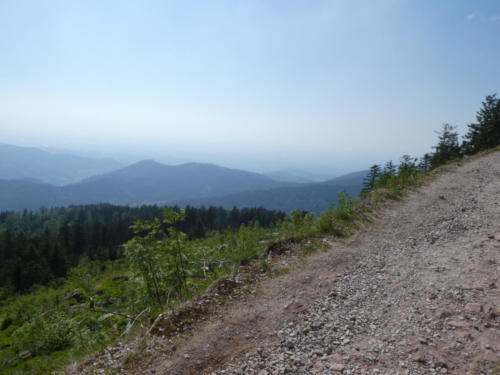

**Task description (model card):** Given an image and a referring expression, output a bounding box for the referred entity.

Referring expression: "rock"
[435,309,452,319]
[206,276,240,296]
[454,330,472,342]
[18,350,31,360]
[447,320,468,329]
[482,304,499,319]
[418,337,429,345]
[312,361,325,372]
[68,303,87,312]
[411,352,427,364]
[266,237,299,256]
[64,288,85,303]
[331,363,346,372]
[98,313,115,322]
[433,356,451,370]
[464,303,482,314]
[461,283,484,291]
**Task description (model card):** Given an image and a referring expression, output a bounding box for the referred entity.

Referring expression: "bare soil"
[73,151,500,375]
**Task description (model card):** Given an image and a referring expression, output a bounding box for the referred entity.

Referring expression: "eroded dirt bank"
[77,152,500,375]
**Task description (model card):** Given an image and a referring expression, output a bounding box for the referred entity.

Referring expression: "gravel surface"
[209,153,500,375]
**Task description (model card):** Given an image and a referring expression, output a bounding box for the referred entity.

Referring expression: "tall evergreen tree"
[383,161,396,177]
[462,94,500,154]
[362,164,382,192]
[430,123,461,168]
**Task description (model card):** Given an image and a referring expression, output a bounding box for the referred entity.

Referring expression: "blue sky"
[1,0,499,174]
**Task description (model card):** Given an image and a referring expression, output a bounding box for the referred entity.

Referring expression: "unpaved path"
[82,152,500,374]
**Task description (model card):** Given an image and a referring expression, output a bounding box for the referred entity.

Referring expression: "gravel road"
[207,152,500,375]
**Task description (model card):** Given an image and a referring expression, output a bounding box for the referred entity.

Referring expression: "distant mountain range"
[63,160,290,205]
[0,143,123,185]
[0,159,290,211]
[0,143,367,213]
[176,170,368,213]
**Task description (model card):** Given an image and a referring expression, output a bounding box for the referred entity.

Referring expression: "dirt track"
[77,151,500,374]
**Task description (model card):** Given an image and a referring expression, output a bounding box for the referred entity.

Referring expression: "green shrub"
[12,313,74,355]
[123,207,192,308]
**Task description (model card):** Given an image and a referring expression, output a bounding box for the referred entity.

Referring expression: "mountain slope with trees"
[176,170,368,213]
[0,161,293,211]
[65,160,291,205]
[0,204,285,295]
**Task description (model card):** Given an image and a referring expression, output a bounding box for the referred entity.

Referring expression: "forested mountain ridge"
[0,160,294,211]
[69,159,291,204]
[0,143,123,185]
[175,170,368,213]
[0,143,367,213]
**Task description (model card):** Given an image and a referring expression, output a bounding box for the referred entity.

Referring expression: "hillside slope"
[74,150,500,374]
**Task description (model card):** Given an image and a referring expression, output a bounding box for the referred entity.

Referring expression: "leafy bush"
[123,207,192,308]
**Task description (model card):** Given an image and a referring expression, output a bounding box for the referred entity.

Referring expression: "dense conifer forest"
[0,205,285,296]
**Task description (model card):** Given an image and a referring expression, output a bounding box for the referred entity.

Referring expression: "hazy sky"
[1,0,499,174]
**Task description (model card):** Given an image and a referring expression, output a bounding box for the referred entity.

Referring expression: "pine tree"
[362,164,382,192]
[430,123,461,168]
[398,155,418,174]
[462,94,500,154]
[383,161,396,177]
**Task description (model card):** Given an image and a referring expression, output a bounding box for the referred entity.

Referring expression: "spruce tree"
[362,164,382,192]
[462,94,500,154]
[383,161,396,177]
[430,123,461,168]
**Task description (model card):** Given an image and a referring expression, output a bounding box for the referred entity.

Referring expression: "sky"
[1,0,499,175]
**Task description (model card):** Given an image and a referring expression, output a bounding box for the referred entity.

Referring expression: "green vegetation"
[0,197,364,374]
[0,93,499,374]
[124,208,191,308]
[0,204,285,297]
